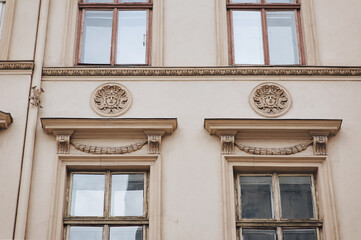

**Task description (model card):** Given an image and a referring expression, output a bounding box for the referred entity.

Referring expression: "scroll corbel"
[313,135,328,155]
[145,131,164,154]
[54,131,74,154]
[219,131,237,154]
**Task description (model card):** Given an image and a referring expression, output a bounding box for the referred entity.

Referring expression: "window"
[236,173,321,240]
[227,0,304,65]
[77,0,152,65]
[0,0,5,39]
[65,171,149,240]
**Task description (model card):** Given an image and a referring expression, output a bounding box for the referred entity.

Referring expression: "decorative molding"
[204,119,342,139]
[221,135,235,154]
[0,61,34,71]
[54,131,74,154]
[42,66,361,77]
[313,135,328,155]
[234,141,313,155]
[41,118,177,154]
[146,134,162,154]
[204,119,342,155]
[0,111,13,129]
[71,140,147,154]
[29,86,44,108]
[250,82,291,118]
[91,83,132,117]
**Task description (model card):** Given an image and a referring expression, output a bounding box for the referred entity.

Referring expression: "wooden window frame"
[235,172,322,240]
[76,0,153,66]
[227,0,305,65]
[64,170,150,240]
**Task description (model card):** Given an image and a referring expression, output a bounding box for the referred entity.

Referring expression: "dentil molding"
[41,118,177,154]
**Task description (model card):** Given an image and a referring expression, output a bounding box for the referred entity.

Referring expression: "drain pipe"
[14,0,50,238]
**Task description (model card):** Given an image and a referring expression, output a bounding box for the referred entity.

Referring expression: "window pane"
[240,176,273,219]
[280,176,314,219]
[231,0,260,3]
[0,3,4,39]
[111,173,144,216]
[117,11,147,64]
[110,226,143,240]
[232,11,264,64]
[283,229,317,240]
[119,0,148,2]
[84,0,114,2]
[81,10,113,64]
[243,229,276,240]
[267,11,299,64]
[71,174,105,216]
[266,0,294,3]
[69,226,102,240]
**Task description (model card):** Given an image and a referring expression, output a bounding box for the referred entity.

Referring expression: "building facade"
[0,0,361,239]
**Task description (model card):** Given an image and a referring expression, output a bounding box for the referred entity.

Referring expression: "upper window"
[65,171,148,240]
[227,0,304,65]
[77,0,152,65]
[236,173,320,240]
[0,0,5,39]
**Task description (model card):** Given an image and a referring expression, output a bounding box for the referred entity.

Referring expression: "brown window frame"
[227,0,305,65]
[235,172,322,240]
[64,170,150,240]
[76,0,153,66]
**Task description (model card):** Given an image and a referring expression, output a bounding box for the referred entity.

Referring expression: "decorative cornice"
[42,66,361,77]
[0,61,34,71]
[0,111,13,129]
[204,119,342,139]
[41,118,177,139]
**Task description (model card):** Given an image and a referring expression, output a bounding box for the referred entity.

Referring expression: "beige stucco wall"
[0,74,31,239]
[18,77,360,239]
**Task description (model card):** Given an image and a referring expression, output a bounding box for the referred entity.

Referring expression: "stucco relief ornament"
[250,82,292,118]
[91,83,132,116]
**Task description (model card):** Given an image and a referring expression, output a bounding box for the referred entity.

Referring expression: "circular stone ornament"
[249,82,292,118]
[91,83,132,117]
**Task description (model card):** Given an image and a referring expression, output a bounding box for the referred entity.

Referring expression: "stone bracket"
[54,131,74,154]
[145,131,165,154]
[219,131,238,155]
[313,135,328,156]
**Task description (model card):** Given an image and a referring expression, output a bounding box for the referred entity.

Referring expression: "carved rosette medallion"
[91,83,132,117]
[249,82,292,118]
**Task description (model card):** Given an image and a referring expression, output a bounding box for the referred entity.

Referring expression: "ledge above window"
[0,110,12,129]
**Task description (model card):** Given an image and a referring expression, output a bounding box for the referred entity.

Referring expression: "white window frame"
[221,155,340,240]
[48,155,162,240]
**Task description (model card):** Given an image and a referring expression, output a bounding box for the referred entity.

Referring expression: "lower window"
[236,173,321,240]
[65,171,148,240]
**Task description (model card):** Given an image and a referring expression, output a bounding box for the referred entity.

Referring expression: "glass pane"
[81,10,113,64]
[119,0,148,2]
[69,226,102,240]
[280,176,314,219]
[267,11,299,64]
[85,0,114,2]
[266,0,294,3]
[111,173,144,216]
[71,174,105,216]
[232,11,264,64]
[0,3,4,39]
[110,226,143,240]
[117,11,147,64]
[283,229,317,240]
[240,176,273,219]
[243,229,276,240]
[231,0,260,3]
